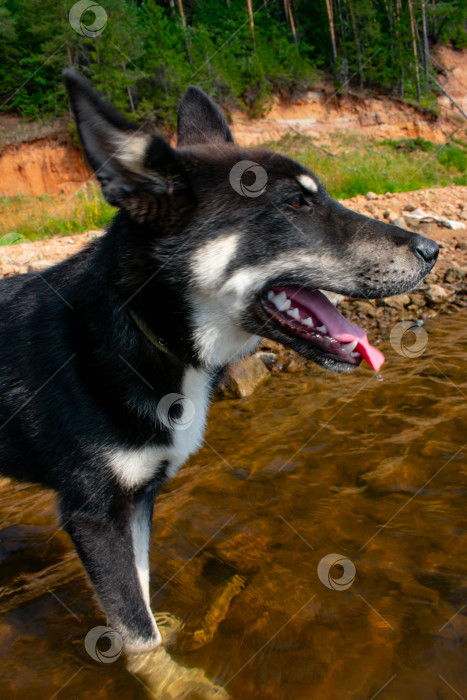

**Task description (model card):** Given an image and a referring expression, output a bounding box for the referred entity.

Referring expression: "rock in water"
[218,356,269,398]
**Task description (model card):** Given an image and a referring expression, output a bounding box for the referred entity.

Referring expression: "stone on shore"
[424,284,450,304]
[27,259,55,272]
[383,294,411,309]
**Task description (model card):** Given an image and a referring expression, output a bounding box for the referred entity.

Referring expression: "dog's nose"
[414,235,439,265]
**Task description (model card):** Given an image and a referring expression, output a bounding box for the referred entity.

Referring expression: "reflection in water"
[0,310,466,699]
[127,612,228,699]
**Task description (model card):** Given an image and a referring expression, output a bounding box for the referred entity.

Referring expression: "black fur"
[0,71,438,650]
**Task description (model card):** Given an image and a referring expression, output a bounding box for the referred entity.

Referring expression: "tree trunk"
[335,0,348,87]
[395,0,404,98]
[284,0,299,48]
[246,0,255,42]
[347,0,363,89]
[382,0,396,93]
[176,0,192,63]
[431,75,467,120]
[325,0,337,67]
[122,62,136,114]
[408,0,421,102]
[421,0,430,84]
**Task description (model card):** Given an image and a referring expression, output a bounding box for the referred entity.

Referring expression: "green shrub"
[269,133,467,199]
[436,145,467,172]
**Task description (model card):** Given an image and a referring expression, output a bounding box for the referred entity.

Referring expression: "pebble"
[285,358,306,373]
[383,293,411,309]
[444,267,464,283]
[442,220,465,230]
[217,356,269,398]
[424,284,450,303]
[354,301,381,317]
[254,352,277,368]
[322,291,345,306]
[27,260,55,272]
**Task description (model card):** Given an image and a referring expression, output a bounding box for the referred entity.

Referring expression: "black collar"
[127,308,172,356]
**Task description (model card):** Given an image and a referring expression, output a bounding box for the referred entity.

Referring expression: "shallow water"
[0,310,466,699]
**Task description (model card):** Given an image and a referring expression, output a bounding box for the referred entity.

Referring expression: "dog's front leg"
[60,483,161,653]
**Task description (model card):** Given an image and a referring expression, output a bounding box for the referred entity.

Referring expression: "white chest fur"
[107,366,212,489]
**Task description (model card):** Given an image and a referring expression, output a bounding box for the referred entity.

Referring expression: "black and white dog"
[0,71,438,652]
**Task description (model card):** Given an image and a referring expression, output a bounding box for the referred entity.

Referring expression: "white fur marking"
[297,174,318,193]
[107,445,163,490]
[112,132,151,174]
[190,232,262,366]
[165,366,212,475]
[190,295,260,368]
[190,247,354,367]
[107,367,212,488]
[192,234,240,289]
[130,502,152,607]
[222,252,353,300]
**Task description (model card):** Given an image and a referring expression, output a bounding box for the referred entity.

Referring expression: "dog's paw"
[126,645,229,699]
[155,611,184,648]
[122,627,163,654]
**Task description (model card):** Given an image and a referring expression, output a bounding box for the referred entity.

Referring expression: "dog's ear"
[177,85,234,147]
[63,69,188,218]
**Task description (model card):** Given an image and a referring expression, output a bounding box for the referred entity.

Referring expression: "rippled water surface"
[0,310,466,699]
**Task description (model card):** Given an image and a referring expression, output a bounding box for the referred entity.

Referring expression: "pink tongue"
[276,287,385,372]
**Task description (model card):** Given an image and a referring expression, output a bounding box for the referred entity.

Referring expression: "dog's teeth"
[276,291,287,304]
[267,291,275,300]
[272,292,290,311]
[303,317,313,327]
[287,307,300,320]
[351,351,360,358]
[316,324,327,334]
[342,340,358,354]
[272,291,291,311]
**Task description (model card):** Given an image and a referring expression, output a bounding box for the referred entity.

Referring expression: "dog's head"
[64,71,438,373]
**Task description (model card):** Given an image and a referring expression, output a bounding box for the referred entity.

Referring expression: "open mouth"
[260,286,385,372]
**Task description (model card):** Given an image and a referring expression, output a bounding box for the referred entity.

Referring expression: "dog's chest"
[107,366,212,489]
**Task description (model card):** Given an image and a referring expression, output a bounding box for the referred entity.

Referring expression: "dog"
[0,70,438,652]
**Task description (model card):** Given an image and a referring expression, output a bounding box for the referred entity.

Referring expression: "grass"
[267,133,467,199]
[1,132,466,245]
[0,184,115,244]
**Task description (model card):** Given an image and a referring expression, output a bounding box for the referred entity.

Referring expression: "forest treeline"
[0,0,466,128]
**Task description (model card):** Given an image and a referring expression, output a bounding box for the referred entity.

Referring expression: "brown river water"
[0,309,466,699]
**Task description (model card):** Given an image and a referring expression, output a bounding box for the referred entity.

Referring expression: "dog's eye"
[287,194,310,210]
